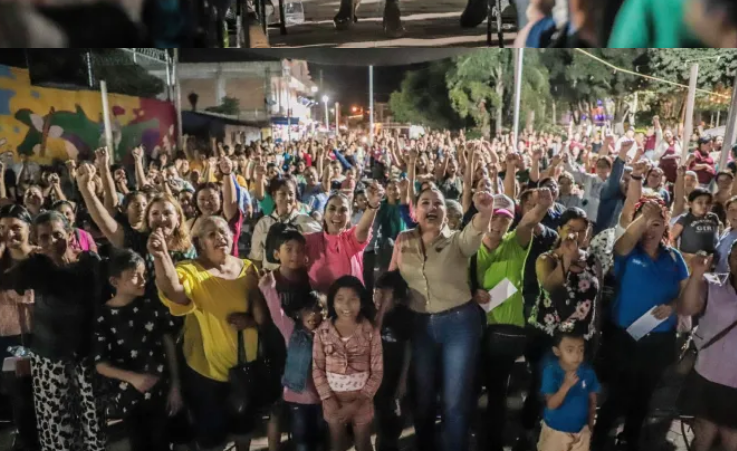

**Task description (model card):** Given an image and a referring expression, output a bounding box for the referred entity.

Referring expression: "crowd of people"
[0,119,736,451]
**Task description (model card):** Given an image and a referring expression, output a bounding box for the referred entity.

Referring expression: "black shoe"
[334,0,361,29]
[382,1,404,38]
[459,0,488,28]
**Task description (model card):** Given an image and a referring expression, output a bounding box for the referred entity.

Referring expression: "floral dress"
[529,252,600,340]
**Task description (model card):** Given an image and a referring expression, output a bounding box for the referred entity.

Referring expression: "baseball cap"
[492,194,515,219]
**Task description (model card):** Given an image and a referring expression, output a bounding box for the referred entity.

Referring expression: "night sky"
[308,62,430,110]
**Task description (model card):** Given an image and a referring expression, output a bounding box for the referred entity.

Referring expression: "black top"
[273,270,313,319]
[677,212,720,254]
[93,296,176,375]
[377,305,412,399]
[0,252,103,361]
[522,225,559,310]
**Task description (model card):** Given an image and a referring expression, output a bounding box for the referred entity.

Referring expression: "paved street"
[1,361,695,451]
[266,0,518,47]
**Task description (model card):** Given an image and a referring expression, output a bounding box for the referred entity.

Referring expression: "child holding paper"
[538,331,599,451]
[591,199,689,451]
[470,189,553,451]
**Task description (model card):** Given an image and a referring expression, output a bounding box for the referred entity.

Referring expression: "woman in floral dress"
[524,208,601,434]
[529,207,601,348]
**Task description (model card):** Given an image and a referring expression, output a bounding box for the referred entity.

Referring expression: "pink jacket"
[259,272,320,405]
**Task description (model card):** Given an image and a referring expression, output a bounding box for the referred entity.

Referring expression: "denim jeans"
[411,302,484,451]
[287,402,324,451]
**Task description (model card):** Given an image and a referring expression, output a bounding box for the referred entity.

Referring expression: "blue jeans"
[411,302,484,451]
[287,402,324,451]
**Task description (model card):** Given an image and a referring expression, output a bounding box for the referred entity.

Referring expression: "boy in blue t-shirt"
[538,332,599,451]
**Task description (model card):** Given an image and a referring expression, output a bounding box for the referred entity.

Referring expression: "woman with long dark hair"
[0,204,37,451]
[0,211,106,451]
[592,199,689,451]
[388,187,494,451]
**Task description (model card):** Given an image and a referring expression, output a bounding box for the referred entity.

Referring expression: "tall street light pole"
[369,65,374,145]
[322,95,330,131]
[683,63,699,159]
[720,74,737,170]
[512,48,524,150]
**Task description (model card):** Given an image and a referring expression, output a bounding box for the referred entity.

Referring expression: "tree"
[540,49,647,126]
[205,96,241,116]
[644,48,737,123]
[446,49,552,135]
[389,60,465,130]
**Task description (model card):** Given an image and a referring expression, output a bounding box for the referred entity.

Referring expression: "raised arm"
[621,160,648,228]
[95,147,119,214]
[132,147,147,190]
[677,254,709,316]
[516,187,552,249]
[355,182,384,243]
[673,164,687,218]
[77,164,125,248]
[614,201,662,256]
[149,230,189,306]
[503,154,518,199]
[219,157,239,222]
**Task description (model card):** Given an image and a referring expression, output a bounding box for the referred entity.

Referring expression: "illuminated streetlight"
[352,106,358,113]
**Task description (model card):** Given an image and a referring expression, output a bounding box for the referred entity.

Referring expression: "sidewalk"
[266,0,518,47]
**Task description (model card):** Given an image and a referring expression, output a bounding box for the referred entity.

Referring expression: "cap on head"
[492,194,515,219]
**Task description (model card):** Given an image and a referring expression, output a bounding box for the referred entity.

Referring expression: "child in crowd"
[94,249,182,451]
[446,199,464,231]
[373,270,413,451]
[260,225,325,451]
[538,331,599,451]
[313,276,383,451]
[672,188,721,266]
[353,189,368,226]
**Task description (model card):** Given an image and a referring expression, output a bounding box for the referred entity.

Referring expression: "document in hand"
[479,278,518,313]
[626,307,668,341]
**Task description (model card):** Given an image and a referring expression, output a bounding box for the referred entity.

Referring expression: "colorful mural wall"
[0,64,176,165]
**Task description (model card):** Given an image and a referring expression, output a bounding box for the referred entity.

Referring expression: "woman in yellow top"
[150,215,269,451]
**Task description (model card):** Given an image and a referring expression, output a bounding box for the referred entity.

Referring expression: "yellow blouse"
[160,259,259,382]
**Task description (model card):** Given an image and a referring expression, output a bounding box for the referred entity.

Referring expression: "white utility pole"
[512,48,524,150]
[682,63,699,159]
[369,65,375,144]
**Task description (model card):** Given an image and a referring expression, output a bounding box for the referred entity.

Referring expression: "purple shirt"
[695,276,737,389]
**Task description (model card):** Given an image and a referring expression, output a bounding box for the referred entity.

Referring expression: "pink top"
[259,272,321,405]
[305,227,369,294]
[71,228,98,254]
[0,289,34,337]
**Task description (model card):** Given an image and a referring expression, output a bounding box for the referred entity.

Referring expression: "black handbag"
[227,328,283,419]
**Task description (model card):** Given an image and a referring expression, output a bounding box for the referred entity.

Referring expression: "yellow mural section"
[0,65,175,165]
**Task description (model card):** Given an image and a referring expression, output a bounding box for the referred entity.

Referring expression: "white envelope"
[626,307,668,341]
[479,278,518,313]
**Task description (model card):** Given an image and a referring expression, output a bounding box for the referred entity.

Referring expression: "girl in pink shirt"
[305,182,385,294]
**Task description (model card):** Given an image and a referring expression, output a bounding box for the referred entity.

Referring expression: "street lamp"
[322,95,330,129]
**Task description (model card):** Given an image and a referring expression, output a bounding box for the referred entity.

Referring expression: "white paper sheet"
[626,307,668,341]
[479,278,518,313]
[2,357,17,373]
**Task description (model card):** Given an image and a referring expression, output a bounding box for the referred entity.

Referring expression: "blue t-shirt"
[612,245,689,332]
[541,361,600,433]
